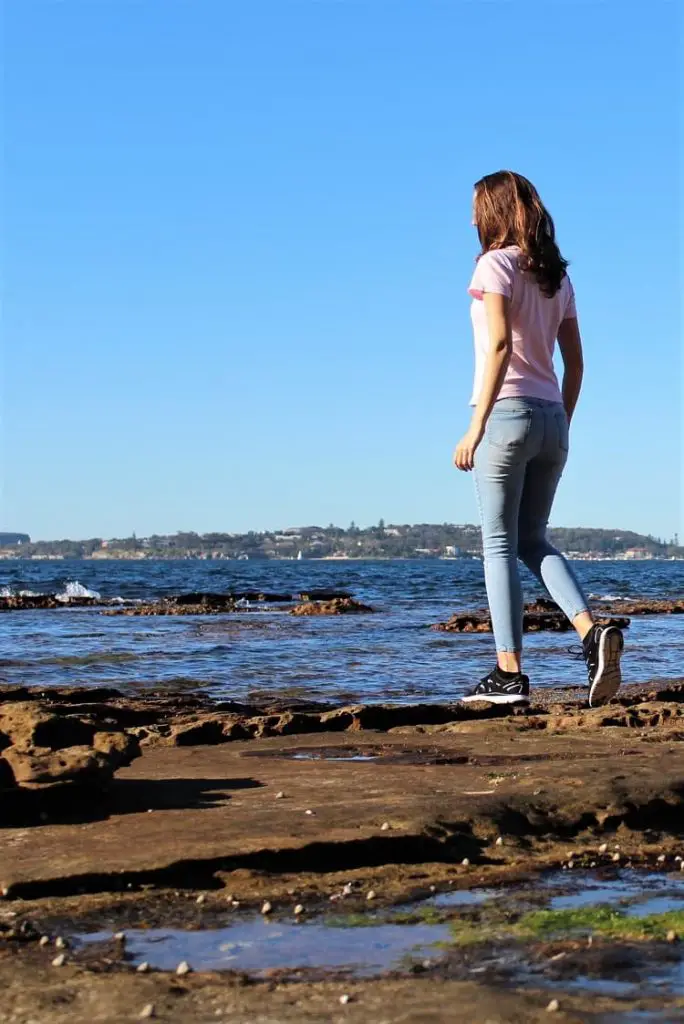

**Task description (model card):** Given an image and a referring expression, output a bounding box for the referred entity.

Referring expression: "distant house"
[0,533,30,546]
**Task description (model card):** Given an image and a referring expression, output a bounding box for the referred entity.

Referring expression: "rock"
[174,593,235,608]
[291,598,374,616]
[139,1004,155,1019]
[0,594,61,611]
[596,598,684,616]
[366,890,376,901]
[434,602,629,634]
[339,994,351,1005]
[176,961,191,976]
[0,702,140,794]
[546,999,560,1012]
[51,953,66,967]
[293,904,304,916]
[261,901,272,915]
[136,962,150,973]
[299,590,353,602]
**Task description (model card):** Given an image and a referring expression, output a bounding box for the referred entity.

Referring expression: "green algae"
[517,906,684,941]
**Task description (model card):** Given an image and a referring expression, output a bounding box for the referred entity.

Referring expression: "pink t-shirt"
[468,245,576,406]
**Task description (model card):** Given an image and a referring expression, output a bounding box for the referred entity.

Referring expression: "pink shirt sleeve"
[564,278,577,319]
[468,251,515,300]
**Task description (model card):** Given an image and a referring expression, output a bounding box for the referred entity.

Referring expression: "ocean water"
[0,560,682,703]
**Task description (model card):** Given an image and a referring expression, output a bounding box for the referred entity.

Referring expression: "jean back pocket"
[487,409,533,450]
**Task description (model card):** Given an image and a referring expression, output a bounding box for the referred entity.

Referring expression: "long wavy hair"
[473,171,568,297]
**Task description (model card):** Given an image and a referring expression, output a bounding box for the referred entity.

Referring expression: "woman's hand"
[453,423,484,472]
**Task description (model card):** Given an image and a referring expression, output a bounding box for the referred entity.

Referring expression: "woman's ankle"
[573,611,595,642]
[497,652,522,674]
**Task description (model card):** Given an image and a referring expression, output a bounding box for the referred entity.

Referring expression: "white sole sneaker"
[461,693,529,705]
[588,627,623,707]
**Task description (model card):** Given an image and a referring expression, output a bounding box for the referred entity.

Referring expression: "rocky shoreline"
[3,589,684,639]
[2,680,684,1021]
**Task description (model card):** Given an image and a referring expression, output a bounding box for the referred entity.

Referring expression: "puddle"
[73,918,449,977]
[598,1012,683,1023]
[626,896,684,918]
[290,753,378,762]
[429,887,502,908]
[545,870,684,915]
[551,958,684,998]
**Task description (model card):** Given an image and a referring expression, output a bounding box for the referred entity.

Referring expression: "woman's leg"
[474,437,529,672]
[517,454,593,639]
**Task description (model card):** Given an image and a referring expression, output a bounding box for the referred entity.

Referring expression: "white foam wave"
[56,581,102,602]
[589,593,626,602]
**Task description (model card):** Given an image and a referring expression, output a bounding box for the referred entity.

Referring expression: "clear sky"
[3,1,681,542]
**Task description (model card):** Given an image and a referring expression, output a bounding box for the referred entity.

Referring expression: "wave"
[588,593,626,601]
[56,580,102,601]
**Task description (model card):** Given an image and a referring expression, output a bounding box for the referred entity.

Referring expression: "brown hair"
[473,171,568,297]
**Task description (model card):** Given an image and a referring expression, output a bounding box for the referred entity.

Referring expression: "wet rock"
[174,593,237,610]
[434,600,629,634]
[290,597,374,616]
[299,590,353,601]
[104,599,234,617]
[596,598,684,616]
[0,594,61,611]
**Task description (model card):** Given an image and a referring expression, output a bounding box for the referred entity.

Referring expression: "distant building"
[0,533,30,546]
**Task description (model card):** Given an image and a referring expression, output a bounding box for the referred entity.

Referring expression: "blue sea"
[0,560,682,703]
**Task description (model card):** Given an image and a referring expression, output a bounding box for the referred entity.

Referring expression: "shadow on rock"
[1,775,263,827]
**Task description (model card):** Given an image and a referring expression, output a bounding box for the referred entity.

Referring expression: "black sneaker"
[461,666,530,705]
[583,624,624,707]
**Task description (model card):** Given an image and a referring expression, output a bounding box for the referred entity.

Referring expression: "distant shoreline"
[1,554,682,563]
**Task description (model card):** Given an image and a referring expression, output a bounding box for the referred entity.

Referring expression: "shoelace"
[568,643,595,684]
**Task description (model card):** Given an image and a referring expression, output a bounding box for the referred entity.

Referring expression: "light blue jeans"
[473,397,590,652]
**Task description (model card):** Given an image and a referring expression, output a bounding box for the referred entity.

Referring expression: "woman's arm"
[454,292,512,471]
[557,316,584,423]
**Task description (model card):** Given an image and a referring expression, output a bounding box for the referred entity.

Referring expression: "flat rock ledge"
[1,678,683,758]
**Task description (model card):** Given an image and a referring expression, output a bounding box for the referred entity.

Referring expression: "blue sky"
[3,1,681,542]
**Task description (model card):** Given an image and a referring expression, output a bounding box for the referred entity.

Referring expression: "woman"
[454,171,623,707]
